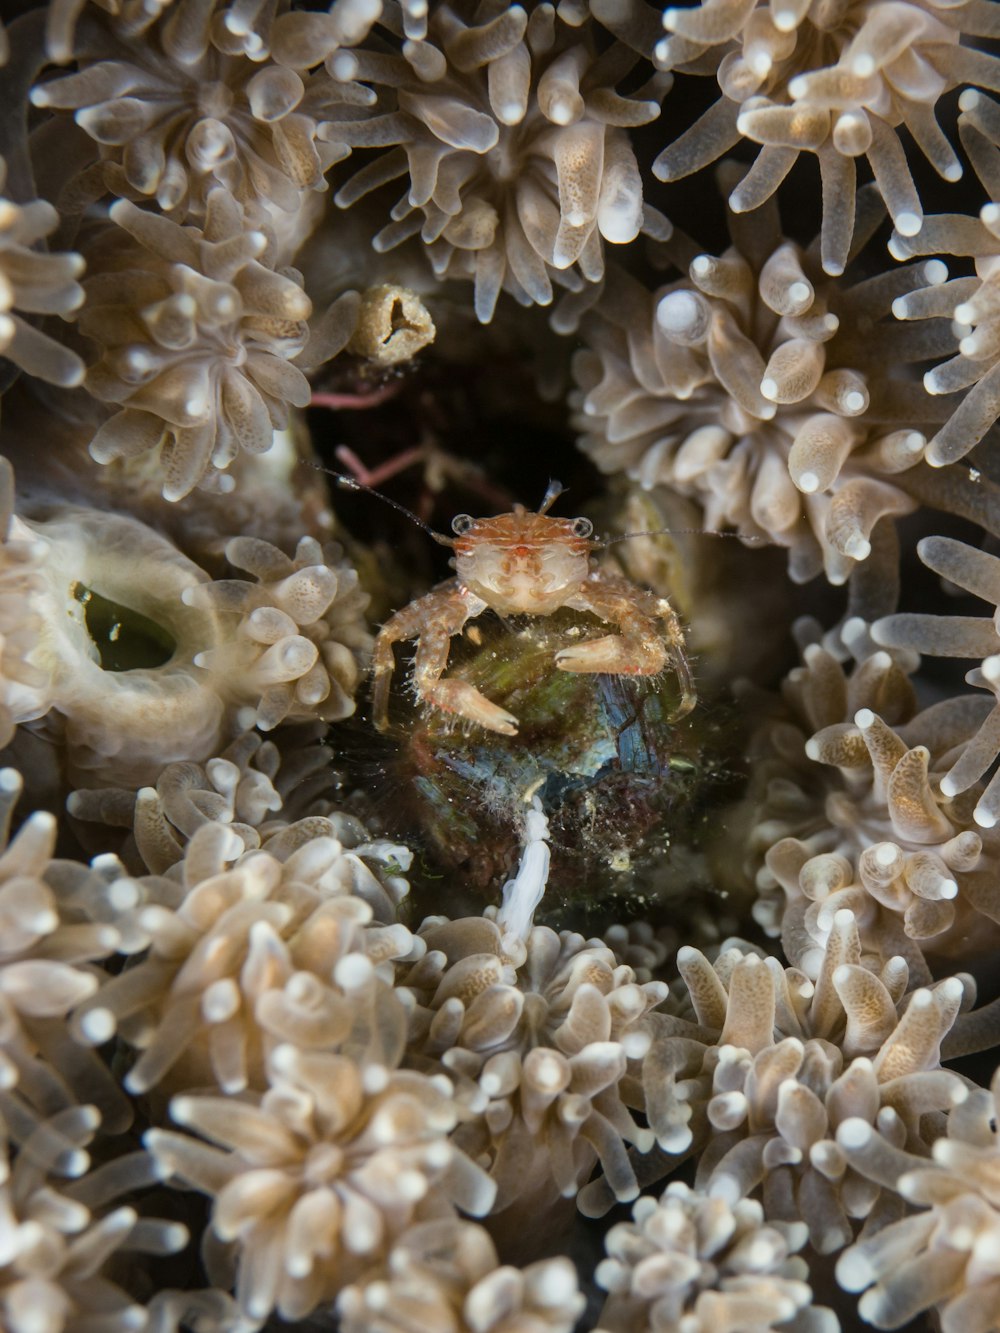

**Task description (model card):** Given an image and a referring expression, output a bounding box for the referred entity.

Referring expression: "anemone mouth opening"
[72,583,177,672]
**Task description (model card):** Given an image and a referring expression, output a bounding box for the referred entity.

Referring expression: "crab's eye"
[572,517,594,538]
[452,514,474,535]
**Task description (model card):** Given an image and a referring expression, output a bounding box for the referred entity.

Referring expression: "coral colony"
[7,0,1000,1330]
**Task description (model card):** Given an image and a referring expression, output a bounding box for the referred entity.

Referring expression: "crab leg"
[558,571,697,721]
[373,582,520,734]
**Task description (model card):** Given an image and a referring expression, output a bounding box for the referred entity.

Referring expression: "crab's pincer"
[555,634,666,676]
[424,679,519,736]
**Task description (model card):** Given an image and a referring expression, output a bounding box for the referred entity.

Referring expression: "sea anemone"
[0,156,85,388]
[72,814,417,1095]
[596,1180,835,1333]
[0,766,128,1136]
[835,1066,1000,1329]
[959,85,1000,200]
[874,535,1000,829]
[46,0,182,64]
[77,188,313,501]
[648,0,1000,274]
[32,0,342,221]
[181,531,372,732]
[146,1042,497,1322]
[0,461,50,749]
[570,187,954,585]
[1,488,229,786]
[888,91,1000,467]
[337,1217,585,1333]
[399,914,666,1218]
[581,919,966,1246]
[0,1101,188,1333]
[326,1,669,323]
[66,727,328,868]
[67,729,411,922]
[731,621,1000,978]
[0,460,371,785]
[68,730,287,875]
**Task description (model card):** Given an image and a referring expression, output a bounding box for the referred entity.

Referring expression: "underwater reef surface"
[3,0,1000,1329]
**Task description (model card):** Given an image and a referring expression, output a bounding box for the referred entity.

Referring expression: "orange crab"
[370,482,696,736]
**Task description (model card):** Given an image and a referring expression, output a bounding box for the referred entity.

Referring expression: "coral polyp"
[649,0,1000,274]
[570,189,963,587]
[78,190,314,500]
[3,0,1000,1327]
[327,1,669,321]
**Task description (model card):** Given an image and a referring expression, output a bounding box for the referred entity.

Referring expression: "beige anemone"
[45,0,176,63]
[326,1,668,322]
[182,532,372,730]
[33,0,345,220]
[71,816,417,1095]
[581,916,966,1251]
[836,1065,1000,1329]
[147,1043,497,1322]
[399,914,666,1217]
[597,1180,836,1333]
[78,189,313,501]
[0,766,130,1137]
[0,1102,188,1333]
[888,94,1000,468]
[643,0,1000,275]
[0,157,85,387]
[68,730,412,930]
[42,0,378,65]
[570,188,953,586]
[0,462,373,786]
[0,458,49,749]
[68,730,288,876]
[68,727,326,868]
[1,490,227,786]
[146,1288,258,1333]
[874,536,1000,829]
[730,621,1000,980]
[337,1218,584,1333]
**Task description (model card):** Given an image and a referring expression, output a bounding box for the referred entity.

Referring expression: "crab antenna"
[312,465,454,546]
[538,479,565,515]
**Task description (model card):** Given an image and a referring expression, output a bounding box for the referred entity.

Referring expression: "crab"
[371,482,696,736]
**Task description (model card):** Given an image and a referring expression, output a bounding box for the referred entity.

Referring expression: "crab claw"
[424,679,519,735]
[555,635,666,675]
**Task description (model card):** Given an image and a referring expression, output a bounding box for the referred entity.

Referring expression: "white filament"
[497,798,551,942]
